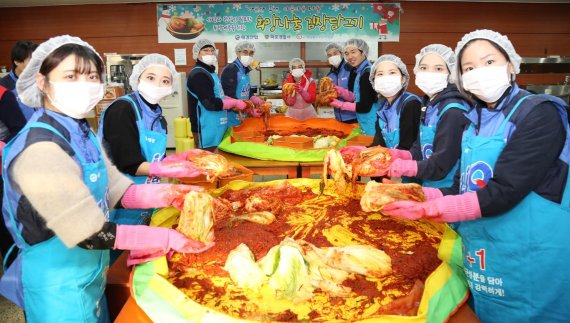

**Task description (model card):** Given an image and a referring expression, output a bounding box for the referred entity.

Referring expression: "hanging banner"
[157,3,400,43]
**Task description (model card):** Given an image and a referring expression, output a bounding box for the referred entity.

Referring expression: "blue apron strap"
[2,244,17,271]
[497,95,531,133]
[440,102,468,115]
[561,167,570,207]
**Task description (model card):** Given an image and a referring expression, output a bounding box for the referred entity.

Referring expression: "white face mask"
[291,68,304,78]
[201,55,217,66]
[462,64,510,103]
[239,55,253,67]
[374,75,403,97]
[47,81,104,119]
[138,81,173,104]
[415,72,449,97]
[328,55,342,68]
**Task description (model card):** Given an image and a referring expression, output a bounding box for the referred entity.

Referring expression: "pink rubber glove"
[149,158,205,178]
[422,187,444,201]
[380,178,443,201]
[295,83,312,102]
[114,225,215,265]
[338,145,366,161]
[250,108,263,118]
[127,241,214,266]
[285,96,296,106]
[250,95,264,106]
[334,86,355,102]
[329,99,356,112]
[382,192,481,223]
[388,159,418,178]
[222,97,247,110]
[389,148,412,160]
[121,184,203,209]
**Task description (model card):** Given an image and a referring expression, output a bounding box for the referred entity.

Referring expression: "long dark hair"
[39,43,104,79]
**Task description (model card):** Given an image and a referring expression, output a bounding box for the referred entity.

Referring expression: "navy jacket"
[186,60,224,133]
[409,84,471,180]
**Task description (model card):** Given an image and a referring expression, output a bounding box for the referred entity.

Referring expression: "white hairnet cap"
[192,39,216,60]
[325,43,342,54]
[16,35,103,108]
[289,58,305,70]
[129,54,177,91]
[455,29,521,74]
[234,41,255,54]
[369,54,410,89]
[344,38,369,57]
[414,44,456,83]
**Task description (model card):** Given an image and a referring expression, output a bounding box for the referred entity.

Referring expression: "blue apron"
[420,102,468,188]
[226,60,250,127]
[0,117,110,322]
[376,92,421,148]
[348,61,377,135]
[187,66,227,148]
[455,94,570,321]
[331,61,357,122]
[7,71,34,120]
[97,93,167,225]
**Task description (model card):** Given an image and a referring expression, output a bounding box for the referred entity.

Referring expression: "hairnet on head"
[16,35,103,108]
[413,44,456,83]
[289,58,305,70]
[369,54,410,89]
[344,38,369,57]
[455,29,521,74]
[324,43,342,55]
[192,39,216,60]
[234,41,255,54]
[129,54,177,91]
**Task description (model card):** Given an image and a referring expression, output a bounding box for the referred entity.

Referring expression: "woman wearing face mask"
[367,54,421,149]
[98,54,201,226]
[187,39,246,151]
[221,41,266,126]
[385,45,471,188]
[0,35,211,322]
[282,57,317,121]
[329,39,377,135]
[324,43,355,123]
[382,30,570,321]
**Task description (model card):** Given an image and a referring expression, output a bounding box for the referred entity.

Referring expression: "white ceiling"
[0,0,568,7]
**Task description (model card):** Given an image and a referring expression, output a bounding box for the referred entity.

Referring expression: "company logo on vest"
[90,172,100,183]
[422,143,433,159]
[461,161,493,192]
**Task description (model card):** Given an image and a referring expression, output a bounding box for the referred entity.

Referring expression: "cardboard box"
[218,163,254,187]
[232,130,266,143]
[177,174,217,190]
[347,135,374,146]
[272,136,313,149]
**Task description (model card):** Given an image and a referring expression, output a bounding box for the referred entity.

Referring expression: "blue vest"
[187,66,227,148]
[420,100,469,188]
[455,86,570,321]
[7,71,35,120]
[97,92,167,225]
[330,61,357,122]
[375,91,421,148]
[226,59,250,127]
[0,109,110,322]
